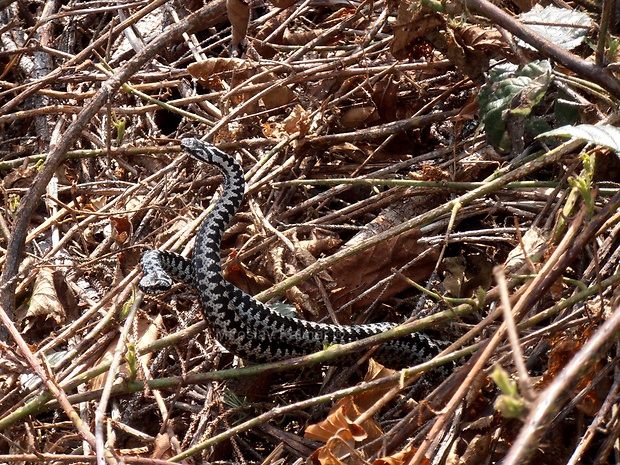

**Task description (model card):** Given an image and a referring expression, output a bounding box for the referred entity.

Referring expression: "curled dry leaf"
[441,252,494,298]
[308,428,364,465]
[23,267,68,334]
[152,430,173,460]
[327,143,368,163]
[226,0,249,47]
[372,76,399,122]
[446,434,493,465]
[263,104,312,138]
[373,443,429,465]
[458,25,512,58]
[188,57,246,86]
[541,327,609,416]
[3,164,37,189]
[305,361,395,456]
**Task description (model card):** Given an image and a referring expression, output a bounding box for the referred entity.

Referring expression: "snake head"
[139,250,175,294]
[139,273,174,294]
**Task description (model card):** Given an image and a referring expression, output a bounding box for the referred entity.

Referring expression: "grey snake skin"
[140,138,447,368]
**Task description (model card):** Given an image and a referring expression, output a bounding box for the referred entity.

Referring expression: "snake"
[139,138,449,368]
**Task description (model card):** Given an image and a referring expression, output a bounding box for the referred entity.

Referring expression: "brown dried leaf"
[188,58,247,86]
[330,229,437,313]
[408,164,451,181]
[457,434,493,465]
[261,84,296,110]
[427,25,491,82]
[227,0,249,46]
[306,361,392,452]
[504,226,547,274]
[352,360,397,410]
[340,106,378,129]
[372,77,399,122]
[373,443,429,465]
[282,28,321,45]
[3,165,37,189]
[305,405,370,442]
[458,25,508,56]
[308,428,358,465]
[542,327,608,416]
[327,143,368,164]
[391,2,444,60]
[441,252,494,298]
[269,0,297,8]
[442,256,467,297]
[152,431,173,459]
[267,232,338,318]
[189,58,295,110]
[24,267,66,333]
[282,104,311,137]
[111,216,132,245]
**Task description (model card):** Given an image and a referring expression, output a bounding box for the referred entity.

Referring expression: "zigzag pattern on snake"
[139,138,448,368]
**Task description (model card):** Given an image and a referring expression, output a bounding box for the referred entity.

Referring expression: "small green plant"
[112,113,126,144]
[491,365,529,419]
[125,342,138,382]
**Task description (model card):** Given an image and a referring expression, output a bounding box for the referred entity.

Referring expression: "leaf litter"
[0,1,619,464]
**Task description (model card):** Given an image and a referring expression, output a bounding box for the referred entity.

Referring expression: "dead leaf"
[305,361,393,462]
[541,327,608,416]
[372,77,399,122]
[305,405,371,442]
[268,234,338,318]
[441,252,493,298]
[373,443,429,465]
[189,58,296,110]
[227,0,249,47]
[111,216,132,245]
[282,104,311,138]
[3,164,37,189]
[282,28,321,45]
[408,164,451,181]
[458,25,509,56]
[269,0,297,8]
[353,360,397,410]
[391,2,444,60]
[152,431,173,459]
[309,428,361,465]
[340,106,378,129]
[23,267,67,334]
[330,228,437,314]
[188,57,246,87]
[504,226,547,274]
[327,143,369,164]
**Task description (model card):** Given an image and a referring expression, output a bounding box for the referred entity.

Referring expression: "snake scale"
[139,138,448,368]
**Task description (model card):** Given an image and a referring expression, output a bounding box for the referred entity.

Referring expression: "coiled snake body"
[140,138,447,368]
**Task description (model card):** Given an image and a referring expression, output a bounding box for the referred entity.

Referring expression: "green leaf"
[479,60,552,153]
[538,124,620,152]
[517,5,592,51]
[494,394,528,419]
[491,365,518,396]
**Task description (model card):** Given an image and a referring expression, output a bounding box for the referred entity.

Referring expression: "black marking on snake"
[140,138,450,368]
